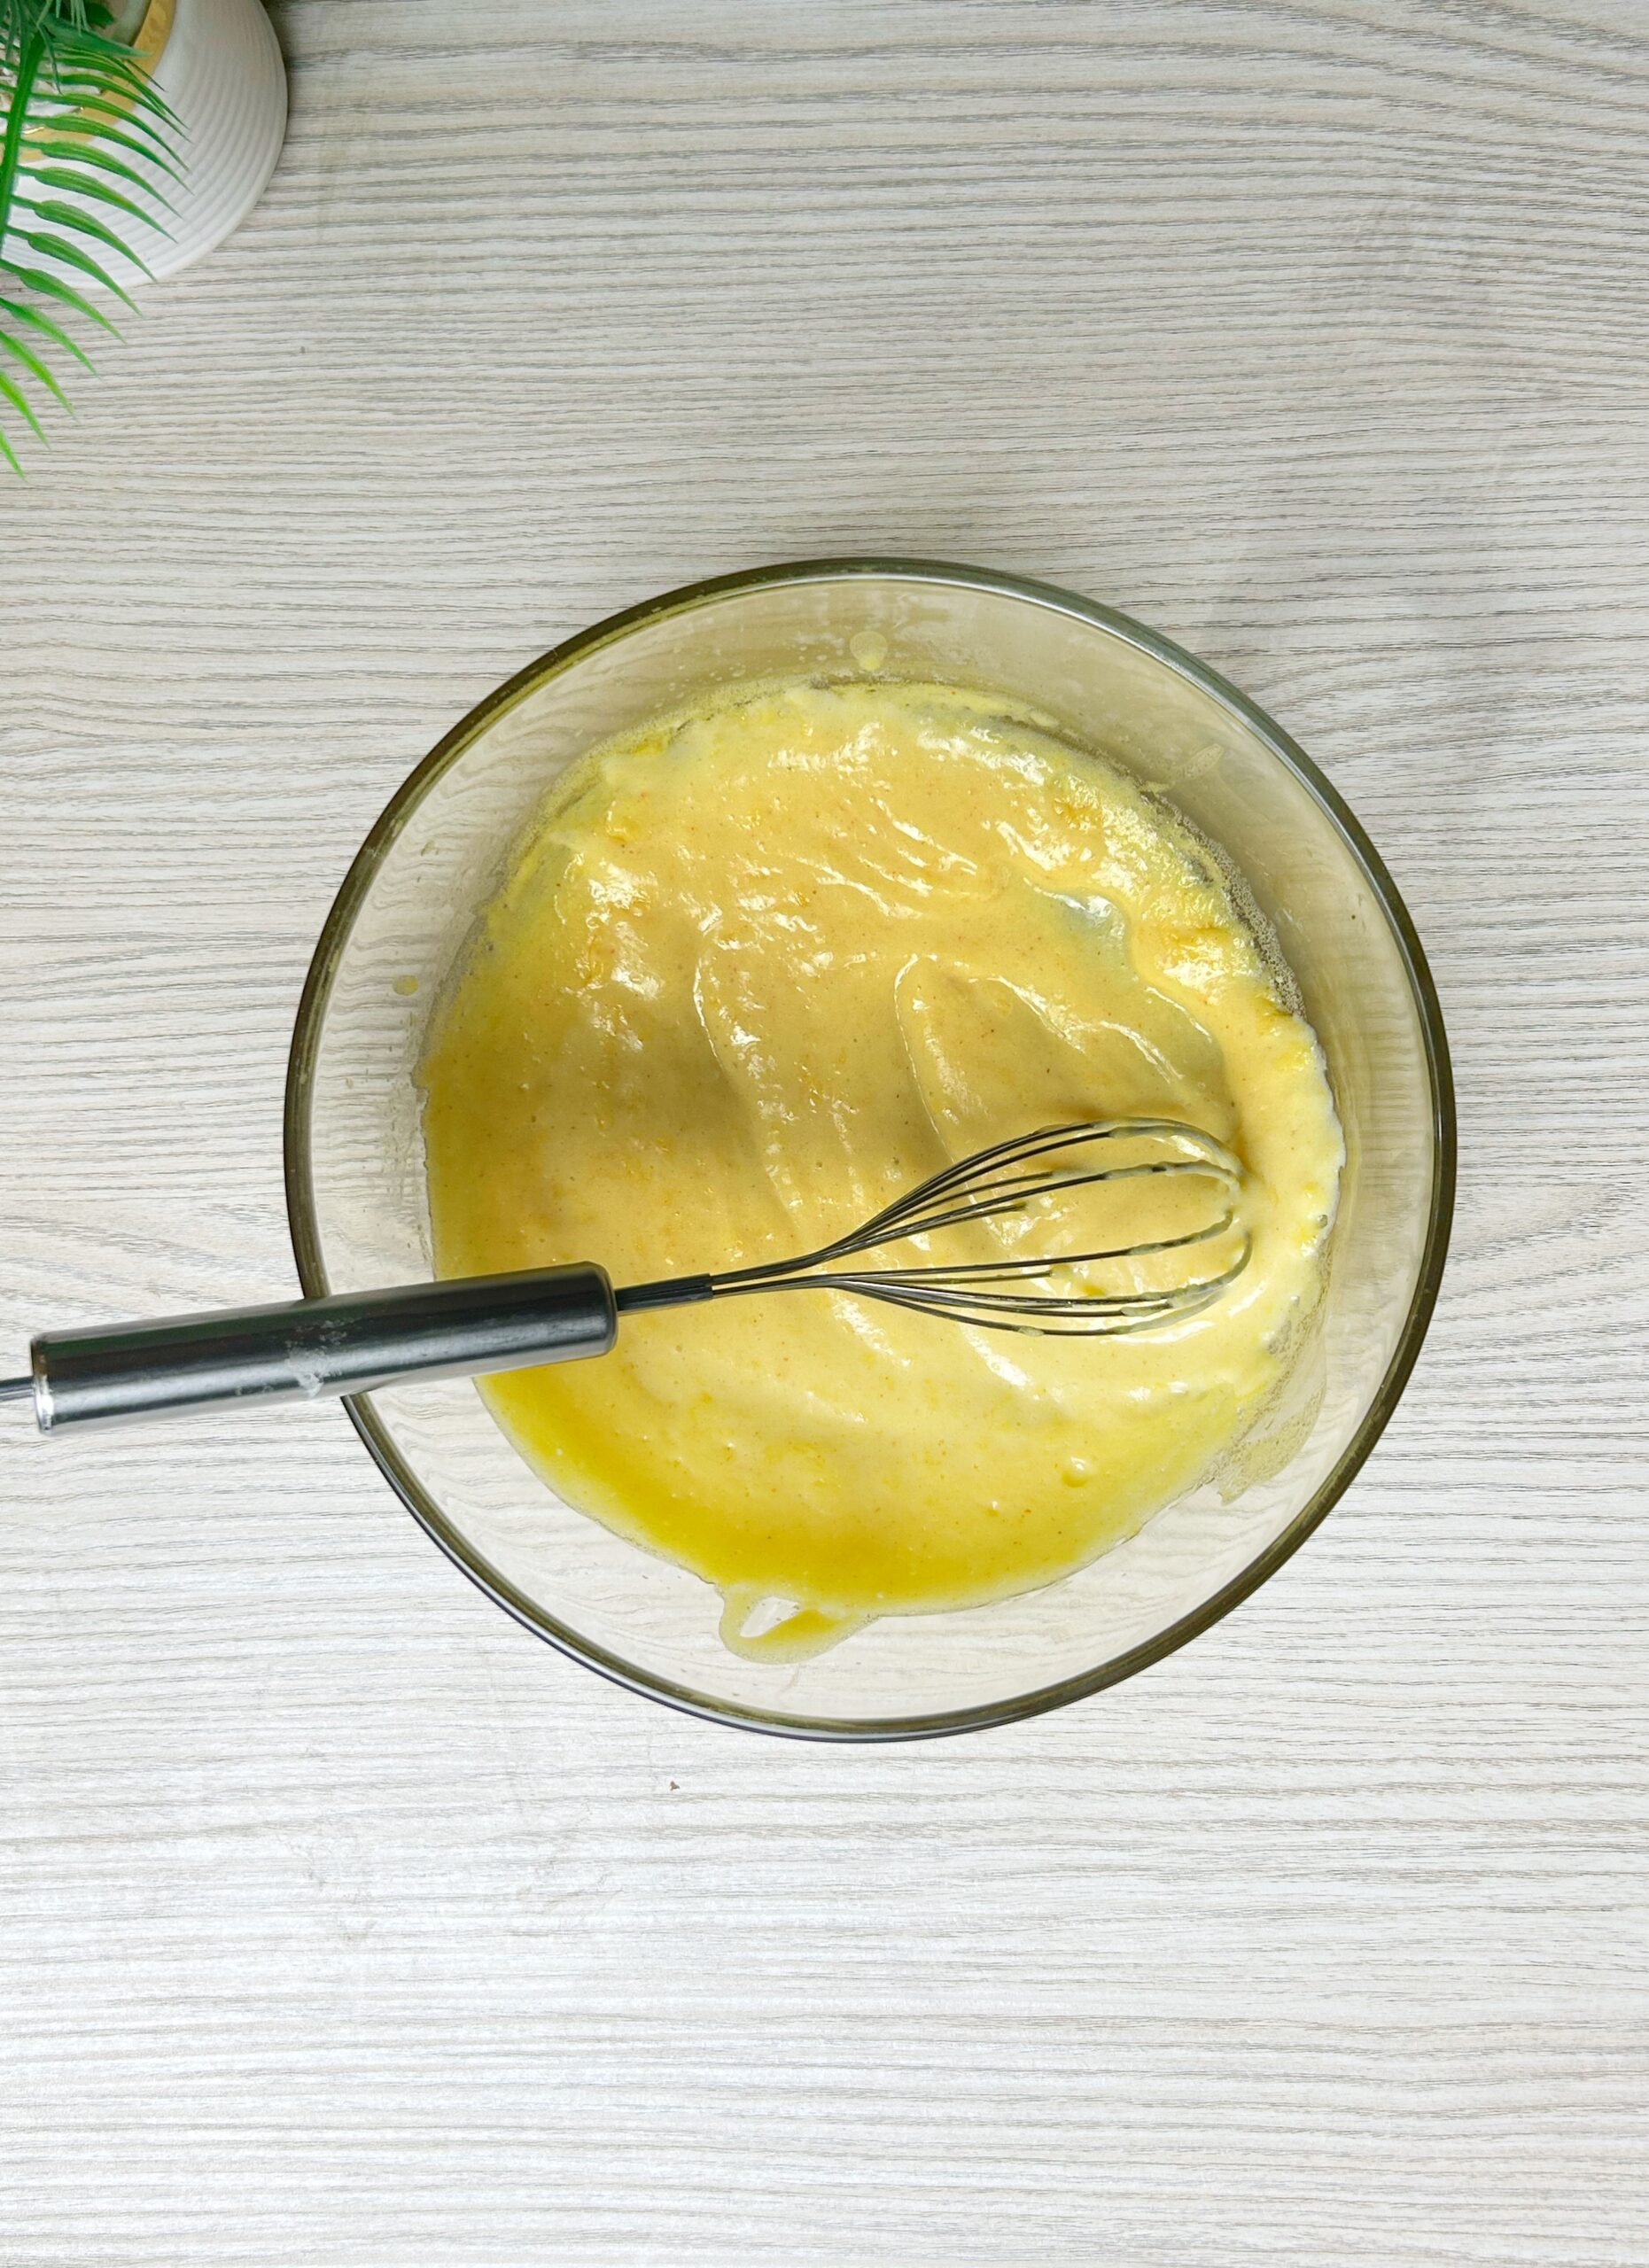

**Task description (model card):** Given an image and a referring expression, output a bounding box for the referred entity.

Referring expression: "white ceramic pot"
[25,0,287,289]
[126,0,288,279]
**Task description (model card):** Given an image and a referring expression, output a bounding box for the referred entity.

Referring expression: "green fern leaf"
[4,257,122,329]
[42,86,177,155]
[0,353,46,433]
[24,194,152,268]
[33,135,177,202]
[36,120,183,182]
[0,0,185,468]
[0,313,70,402]
[49,63,181,135]
[16,225,134,298]
[27,163,167,230]
[0,288,95,365]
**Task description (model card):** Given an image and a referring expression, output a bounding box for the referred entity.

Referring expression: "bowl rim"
[284,555,1456,1741]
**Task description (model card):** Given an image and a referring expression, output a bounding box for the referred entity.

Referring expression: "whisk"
[0,1119,1248,1433]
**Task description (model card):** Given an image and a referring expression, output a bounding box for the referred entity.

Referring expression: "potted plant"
[0,0,284,467]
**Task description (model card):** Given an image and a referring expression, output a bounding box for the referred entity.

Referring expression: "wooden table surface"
[3,4,1646,2261]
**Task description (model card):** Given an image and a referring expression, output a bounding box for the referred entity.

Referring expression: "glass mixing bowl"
[285,560,1453,1738]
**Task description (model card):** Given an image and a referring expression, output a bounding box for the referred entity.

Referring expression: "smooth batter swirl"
[418,680,1343,1658]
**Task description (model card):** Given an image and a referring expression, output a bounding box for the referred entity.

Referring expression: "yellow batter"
[418,680,1342,1658]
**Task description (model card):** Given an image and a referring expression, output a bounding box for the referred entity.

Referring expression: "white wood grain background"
[3,3,1646,2261]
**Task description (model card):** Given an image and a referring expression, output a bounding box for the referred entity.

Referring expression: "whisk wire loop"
[618,1118,1252,1339]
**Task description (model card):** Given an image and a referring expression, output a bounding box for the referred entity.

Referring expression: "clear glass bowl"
[284,561,1454,1739]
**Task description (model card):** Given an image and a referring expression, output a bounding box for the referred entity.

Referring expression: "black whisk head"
[630,1120,1250,1338]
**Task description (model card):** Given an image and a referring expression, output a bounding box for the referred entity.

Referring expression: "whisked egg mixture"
[418,679,1342,1658]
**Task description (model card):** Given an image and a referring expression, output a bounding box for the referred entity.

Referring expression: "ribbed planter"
[29,0,288,285]
[128,0,286,278]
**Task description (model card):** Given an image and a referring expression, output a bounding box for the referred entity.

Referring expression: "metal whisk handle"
[0,1120,1251,1432]
[3,1264,617,1433]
